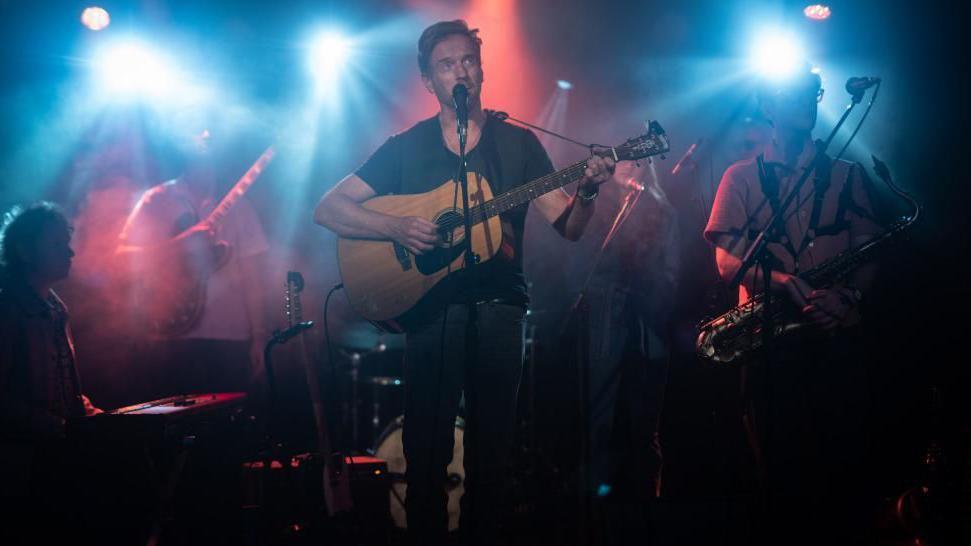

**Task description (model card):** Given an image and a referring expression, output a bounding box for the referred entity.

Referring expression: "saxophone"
[696,218,912,364]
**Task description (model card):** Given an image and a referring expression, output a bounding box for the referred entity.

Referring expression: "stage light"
[81,6,110,31]
[556,79,573,90]
[308,31,352,93]
[749,31,806,81]
[803,4,832,21]
[94,40,181,99]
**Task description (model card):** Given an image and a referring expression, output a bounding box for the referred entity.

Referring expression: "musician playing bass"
[704,65,883,545]
[314,20,614,545]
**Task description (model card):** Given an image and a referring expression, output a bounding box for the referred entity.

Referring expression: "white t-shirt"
[119,179,269,340]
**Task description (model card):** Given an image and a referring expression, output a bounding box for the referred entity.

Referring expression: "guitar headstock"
[286,271,305,326]
[609,121,670,162]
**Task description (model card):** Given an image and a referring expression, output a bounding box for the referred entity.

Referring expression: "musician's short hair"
[418,20,482,76]
[0,202,70,274]
[755,63,823,105]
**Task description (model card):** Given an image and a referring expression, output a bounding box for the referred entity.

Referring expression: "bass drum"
[372,415,465,531]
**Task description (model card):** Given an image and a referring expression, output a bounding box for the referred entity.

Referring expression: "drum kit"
[334,326,439,532]
[333,327,406,452]
[372,415,466,531]
[330,321,539,532]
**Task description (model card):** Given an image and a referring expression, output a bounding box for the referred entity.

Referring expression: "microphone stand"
[455,100,484,539]
[730,89,866,516]
[457,109,476,287]
[731,90,865,290]
[261,321,315,439]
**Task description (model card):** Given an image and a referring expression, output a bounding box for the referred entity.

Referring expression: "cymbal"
[338,324,406,351]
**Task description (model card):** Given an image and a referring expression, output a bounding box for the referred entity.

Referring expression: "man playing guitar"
[314,19,614,545]
[117,126,270,400]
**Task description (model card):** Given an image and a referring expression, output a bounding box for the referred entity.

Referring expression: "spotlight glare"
[308,31,352,92]
[556,79,573,90]
[749,31,806,81]
[803,4,832,21]
[81,6,111,31]
[94,41,180,99]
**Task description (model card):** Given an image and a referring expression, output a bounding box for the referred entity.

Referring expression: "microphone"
[670,137,703,176]
[452,84,469,135]
[845,76,880,97]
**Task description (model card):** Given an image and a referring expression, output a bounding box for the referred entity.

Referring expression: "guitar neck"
[469,153,609,225]
[203,145,276,229]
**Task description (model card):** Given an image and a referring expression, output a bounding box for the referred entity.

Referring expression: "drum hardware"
[360,376,403,387]
[337,342,403,450]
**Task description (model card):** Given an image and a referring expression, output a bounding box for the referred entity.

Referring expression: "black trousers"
[402,302,526,546]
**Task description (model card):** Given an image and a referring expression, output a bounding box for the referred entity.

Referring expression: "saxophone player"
[704,65,883,545]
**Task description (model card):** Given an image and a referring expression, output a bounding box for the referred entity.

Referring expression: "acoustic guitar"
[337,122,670,331]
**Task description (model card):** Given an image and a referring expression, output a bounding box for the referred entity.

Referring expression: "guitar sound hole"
[436,210,465,246]
[411,210,467,276]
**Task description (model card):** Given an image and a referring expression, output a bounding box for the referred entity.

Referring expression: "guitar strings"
[434,136,658,231]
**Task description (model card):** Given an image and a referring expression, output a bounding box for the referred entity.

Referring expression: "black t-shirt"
[356,115,554,322]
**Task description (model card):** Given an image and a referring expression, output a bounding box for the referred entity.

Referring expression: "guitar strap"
[825,162,866,234]
[757,153,838,274]
[476,119,519,261]
[477,118,503,189]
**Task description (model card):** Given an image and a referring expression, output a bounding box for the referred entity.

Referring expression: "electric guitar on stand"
[337,122,670,331]
[286,272,353,515]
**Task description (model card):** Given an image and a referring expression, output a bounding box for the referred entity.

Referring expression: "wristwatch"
[577,186,599,202]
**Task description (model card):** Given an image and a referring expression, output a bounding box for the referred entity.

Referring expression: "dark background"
[1,0,968,543]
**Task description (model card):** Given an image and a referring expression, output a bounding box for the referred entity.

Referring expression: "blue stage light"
[308,31,352,94]
[556,79,573,90]
[749,30,807,81]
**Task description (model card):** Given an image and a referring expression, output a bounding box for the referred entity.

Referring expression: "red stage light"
[803,4,832,21]
[81,6,111,31]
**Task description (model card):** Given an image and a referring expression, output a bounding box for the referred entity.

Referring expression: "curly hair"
[417,19,482,76]
[0,202,70,274]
